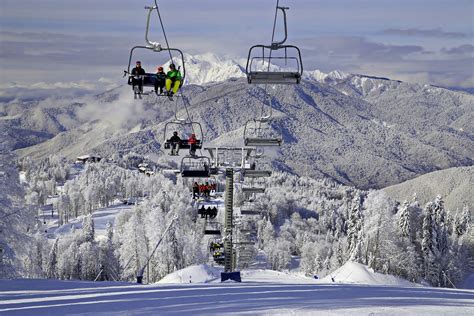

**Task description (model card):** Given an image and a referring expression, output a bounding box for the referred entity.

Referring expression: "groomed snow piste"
[1,262,473,315]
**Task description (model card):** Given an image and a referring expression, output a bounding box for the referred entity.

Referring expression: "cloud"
[382,28,469,38]
[441,44,474,55]
[301,36,426,63]
[75,86,159,129]
[298,36,473,90]
[0,79,120,104]
[1,28,473,94]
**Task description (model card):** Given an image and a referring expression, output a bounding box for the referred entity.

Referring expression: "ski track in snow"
[0,280,473,315]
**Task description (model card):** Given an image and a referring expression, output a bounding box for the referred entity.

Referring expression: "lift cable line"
[260,0,280,118]
[153,0,174,65]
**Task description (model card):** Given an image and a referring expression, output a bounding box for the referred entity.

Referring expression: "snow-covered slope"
[383,166,473,211]
[1,276,473,315]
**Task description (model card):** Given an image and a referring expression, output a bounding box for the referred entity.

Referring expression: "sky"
[0,0,473,92]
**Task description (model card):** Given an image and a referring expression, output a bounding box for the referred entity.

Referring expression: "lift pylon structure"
[221,168,241,282]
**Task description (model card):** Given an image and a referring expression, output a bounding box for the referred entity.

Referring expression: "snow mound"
[157,264,221,284]
[320,261,417,287]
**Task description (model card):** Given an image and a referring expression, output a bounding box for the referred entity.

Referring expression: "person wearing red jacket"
[204,182,211,198]
[188,133,198,156]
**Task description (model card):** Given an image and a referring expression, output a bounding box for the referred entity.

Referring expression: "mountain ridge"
[12,74,473,190]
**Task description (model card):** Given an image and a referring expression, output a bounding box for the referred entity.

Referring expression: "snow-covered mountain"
[169,53,351,86]
[175,53,246,85]
[383,166,473,211]
[4,54,473,189]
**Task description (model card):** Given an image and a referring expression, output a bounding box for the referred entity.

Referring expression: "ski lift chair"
[180,156,211,178]
[242,159,272,178]
[243,169,272,178]
[209,240,224,253]
[244,119,282,146]
[213,252,225,265]
[240,201,261,216]
[125,46,185,96]
[245,6,303,85]
[241,209,261,216]
[163,121,203,152]
[242,176,266,194]
[124,6,186,96]
[204,221,222,235]
[246,48,302,84]
[242,186,265,194]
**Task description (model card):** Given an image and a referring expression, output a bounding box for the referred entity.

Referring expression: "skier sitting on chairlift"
[188,133,198,156]
[166,63,182,96]
[154,66,166,94]
[204,182,211,198]
[130,61,146,93]
[199,183,207,198]
[168,131,181,156]
[193,182,200,199]
[210,206,218,219]
[199,205,208,219]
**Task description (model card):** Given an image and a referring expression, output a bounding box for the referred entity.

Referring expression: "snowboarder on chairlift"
[169,131,181,156]
[130,61,146,94]
[166,63,182,96]
[188,133,198,156]
[154,66,166,94]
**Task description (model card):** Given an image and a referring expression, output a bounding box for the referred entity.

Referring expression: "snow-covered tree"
[82,215,95,243]
[45,238,59,279]
[0,148,35,278]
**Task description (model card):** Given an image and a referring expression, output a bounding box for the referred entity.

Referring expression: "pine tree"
[454,207,471,237]
[82,215,95,243]
[347,195,362,260]
[398,201,412,240]
[433,196,448,257]
[46,238,59,278]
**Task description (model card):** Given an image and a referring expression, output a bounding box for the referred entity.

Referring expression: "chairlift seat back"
[204,229,221,235]
[241,210,261,216]
[244,137,282,146]
[127,73,159,87]
[242,187,265,194]
[164,139,202,150]
[181,170,210,178]
[248,71,301,84]
[243,170,272,178]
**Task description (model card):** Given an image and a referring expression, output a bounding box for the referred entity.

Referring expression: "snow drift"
[320,261,417,287]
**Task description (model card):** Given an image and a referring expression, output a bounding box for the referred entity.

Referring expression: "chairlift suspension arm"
[144,6,159,49]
